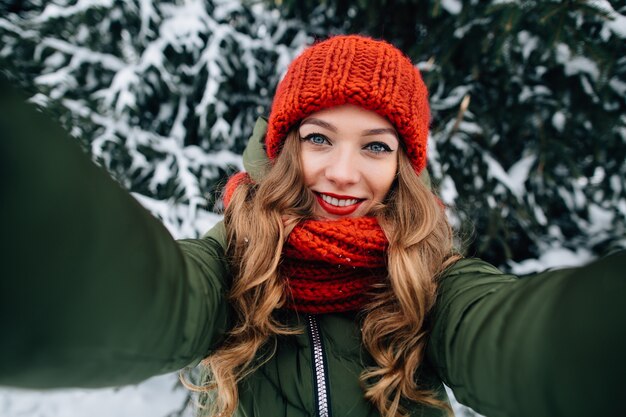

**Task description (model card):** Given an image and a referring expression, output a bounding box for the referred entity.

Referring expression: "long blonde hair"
[185,129,459,417]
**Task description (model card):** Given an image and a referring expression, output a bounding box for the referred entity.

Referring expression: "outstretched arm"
[428,253,626,417]
[0,77,230,388]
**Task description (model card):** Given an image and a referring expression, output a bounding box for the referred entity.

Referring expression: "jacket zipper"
[306,314,332,417]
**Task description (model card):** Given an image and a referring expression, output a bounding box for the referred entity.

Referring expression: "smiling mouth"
[319,194,359,207]
[315,192,364,216]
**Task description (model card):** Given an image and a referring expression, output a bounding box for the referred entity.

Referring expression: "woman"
[1,35,625,417]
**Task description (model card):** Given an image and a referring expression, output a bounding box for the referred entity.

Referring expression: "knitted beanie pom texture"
[266,34,431,174]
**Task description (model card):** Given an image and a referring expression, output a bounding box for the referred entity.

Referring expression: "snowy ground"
[0,373,193,417]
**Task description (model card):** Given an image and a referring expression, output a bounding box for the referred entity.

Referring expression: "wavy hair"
[184,129,459,417]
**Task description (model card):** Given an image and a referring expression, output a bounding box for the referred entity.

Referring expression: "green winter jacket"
[1,78,625,417]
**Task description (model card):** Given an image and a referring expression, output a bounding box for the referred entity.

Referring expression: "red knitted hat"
[266,34,431,173]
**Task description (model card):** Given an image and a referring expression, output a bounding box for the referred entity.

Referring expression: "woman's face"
[298,104,399,219]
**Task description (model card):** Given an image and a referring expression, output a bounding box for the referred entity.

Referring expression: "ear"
[242,116,271,182]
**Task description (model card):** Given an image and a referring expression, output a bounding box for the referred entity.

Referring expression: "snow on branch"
[32,0,115,24]
[1,0,308,237]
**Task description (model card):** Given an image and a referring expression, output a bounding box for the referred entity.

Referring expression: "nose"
[325,148,360,186]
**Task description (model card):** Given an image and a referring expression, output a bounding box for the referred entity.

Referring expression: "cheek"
[371,160,397,199]
[374,177,395,200]
[299,151,319,186]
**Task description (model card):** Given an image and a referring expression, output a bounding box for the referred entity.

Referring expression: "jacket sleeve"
[427,253,626,417]
[0,78,231,388]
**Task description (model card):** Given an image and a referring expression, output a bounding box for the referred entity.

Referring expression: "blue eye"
[365,142,393,154]
[302,133,329,145]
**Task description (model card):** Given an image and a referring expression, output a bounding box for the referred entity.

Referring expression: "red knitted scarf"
[224,172,389,314]
[282,217,388,314]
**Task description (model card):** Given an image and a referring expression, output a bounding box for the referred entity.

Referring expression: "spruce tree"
[0,0,311,237]
[272,0,626,270]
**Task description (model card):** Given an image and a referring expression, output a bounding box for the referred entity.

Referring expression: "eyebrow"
[300,118,398,139]
[300,118,337,132]
[362,127,398,139]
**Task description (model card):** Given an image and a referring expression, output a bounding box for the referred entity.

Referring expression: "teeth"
[321,194,358,207]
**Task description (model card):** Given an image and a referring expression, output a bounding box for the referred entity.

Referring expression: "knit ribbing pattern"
[282,217,388,314]
[266,35,430,174]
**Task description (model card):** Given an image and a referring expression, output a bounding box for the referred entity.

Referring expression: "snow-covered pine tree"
[7,0,623,266]
[0,0,310,237]
[426,0,626,272]
[273,0,626,270]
